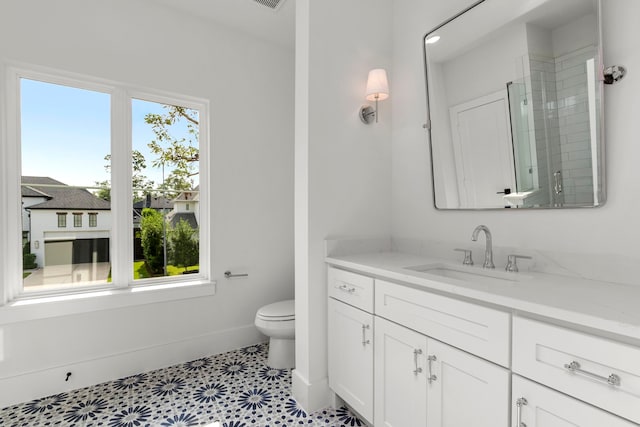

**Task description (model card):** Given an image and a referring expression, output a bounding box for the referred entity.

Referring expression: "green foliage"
[168,219,199,271]
[133,261,152,279]
[95,150,154,202]
[23,241,30,255]
[145,105,199,196]
[98,105,199,201]
[140,208,167,274]
[23,253,37,270]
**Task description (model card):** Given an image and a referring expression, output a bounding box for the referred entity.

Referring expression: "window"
[57,213,67,228]
[1,65,210,301]
[131,99,200,281]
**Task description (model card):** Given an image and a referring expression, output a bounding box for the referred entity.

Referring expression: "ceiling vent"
[253,0,286,11]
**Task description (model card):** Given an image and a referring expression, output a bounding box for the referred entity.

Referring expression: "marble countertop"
[326,251,640,344]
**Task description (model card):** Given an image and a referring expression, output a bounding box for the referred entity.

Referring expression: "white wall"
[442,23,528,107]
[392,0,640,280]
[0,0,294,407]
[294,0,392,412]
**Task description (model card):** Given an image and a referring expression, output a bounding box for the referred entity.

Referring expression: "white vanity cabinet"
[425,338,510,427]
[327,266,511,427]
[326,255,640,427]
[374,316,510,427]
[512,316,640,425]
[327,268,375,424]
[374,316,428,426]
[512,375,637,427]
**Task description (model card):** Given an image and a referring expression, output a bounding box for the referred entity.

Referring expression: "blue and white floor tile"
[0,343,365,427]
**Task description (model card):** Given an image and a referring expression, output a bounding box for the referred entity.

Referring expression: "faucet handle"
[454,248,474,266]
[505,254,532,272]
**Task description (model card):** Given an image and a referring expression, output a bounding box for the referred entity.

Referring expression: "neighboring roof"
[133,195,173,210]
[21,176,111,210]
[169,212,198,229]
[21,185,52,198]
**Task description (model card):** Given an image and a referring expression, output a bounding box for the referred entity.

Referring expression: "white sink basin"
[404,263,527,284]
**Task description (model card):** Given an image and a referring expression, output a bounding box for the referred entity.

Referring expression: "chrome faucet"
[471,225,495,269]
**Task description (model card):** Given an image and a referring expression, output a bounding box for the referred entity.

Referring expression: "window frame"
[0,62,212,308]
[88,212,98,228]
[57,212,68,228]
[73,212,82,227]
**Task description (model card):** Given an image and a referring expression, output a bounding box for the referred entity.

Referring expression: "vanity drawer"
[375,279,510,367]
[513,316,640,424]
[328,267,374,312]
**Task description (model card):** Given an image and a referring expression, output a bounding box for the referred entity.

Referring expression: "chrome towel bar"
[224,271,249,279]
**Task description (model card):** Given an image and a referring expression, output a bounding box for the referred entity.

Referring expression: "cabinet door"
[374,317,428,427]
[426,339,510,427]
[512,375,637,427]
[328,298,374,423]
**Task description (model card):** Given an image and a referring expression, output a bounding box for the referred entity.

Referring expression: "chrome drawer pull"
[361,324,370,345]
[337,283,356,294]
[564,361,621,386]
[427,355,437,383]
[515,397,528,427]
[413,349,423,375]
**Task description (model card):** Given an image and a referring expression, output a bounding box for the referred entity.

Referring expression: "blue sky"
[20,78,198,189]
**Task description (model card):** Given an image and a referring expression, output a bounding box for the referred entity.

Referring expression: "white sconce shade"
[365,68,389,101]
[360,68,389,124]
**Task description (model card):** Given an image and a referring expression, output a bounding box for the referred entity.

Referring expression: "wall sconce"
[360,68,389,124]
[34,240,39,249]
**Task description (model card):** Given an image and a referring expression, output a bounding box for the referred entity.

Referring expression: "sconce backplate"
[360,105,375,124]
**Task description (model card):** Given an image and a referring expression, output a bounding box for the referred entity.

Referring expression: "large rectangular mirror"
[424,0,604,209]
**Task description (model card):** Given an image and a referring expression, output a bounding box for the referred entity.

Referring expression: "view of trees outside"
[125,101,201,279]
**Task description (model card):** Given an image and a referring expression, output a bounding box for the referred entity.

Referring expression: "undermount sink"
[404,263,528,284]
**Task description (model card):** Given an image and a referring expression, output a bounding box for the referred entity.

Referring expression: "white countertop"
[326,251,640,344]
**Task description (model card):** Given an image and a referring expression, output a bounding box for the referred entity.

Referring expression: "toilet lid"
[257,300,295,321]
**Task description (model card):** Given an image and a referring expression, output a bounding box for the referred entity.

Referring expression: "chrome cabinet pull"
[361,324,370,345]
[515,397,528,427]
[413,349,423,375]
[564,361,621,386]
[427,355,437,383]
[337,283,356,294]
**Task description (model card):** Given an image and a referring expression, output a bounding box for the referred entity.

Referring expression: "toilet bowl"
[255,299,295,369]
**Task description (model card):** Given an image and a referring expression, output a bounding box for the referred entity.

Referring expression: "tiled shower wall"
[526,55,561,207]
[524,47,596,207]
[554,46,597,206]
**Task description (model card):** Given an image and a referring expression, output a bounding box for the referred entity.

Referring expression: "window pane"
[21,78,111,292]
[131,99,200,280]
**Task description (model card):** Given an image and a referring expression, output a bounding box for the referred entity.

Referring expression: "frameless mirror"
[424,0,604,209]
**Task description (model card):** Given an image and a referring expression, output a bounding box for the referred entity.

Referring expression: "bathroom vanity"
[326,251,640,427]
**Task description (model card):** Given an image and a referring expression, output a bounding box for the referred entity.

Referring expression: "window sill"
[0,280,216,324]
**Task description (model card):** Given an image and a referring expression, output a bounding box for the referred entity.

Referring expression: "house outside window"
[1,64,210,302]
[57,212,67,228]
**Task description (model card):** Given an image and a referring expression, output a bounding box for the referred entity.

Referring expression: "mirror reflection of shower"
[506,45,599,208]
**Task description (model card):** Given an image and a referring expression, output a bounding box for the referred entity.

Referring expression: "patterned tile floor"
[0,343,365,427]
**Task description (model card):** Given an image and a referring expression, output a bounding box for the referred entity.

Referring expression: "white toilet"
[254,299,295,369]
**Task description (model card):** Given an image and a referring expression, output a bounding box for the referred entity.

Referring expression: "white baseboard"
[0,324,263,408]
[291,369,331,413]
